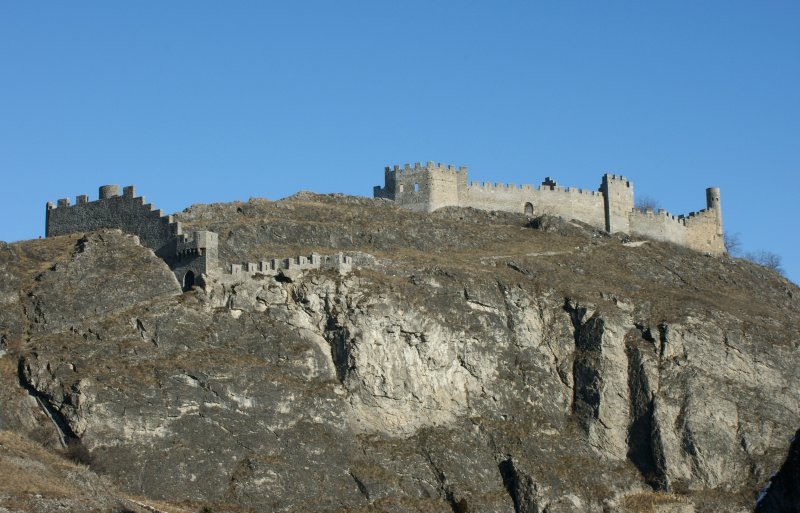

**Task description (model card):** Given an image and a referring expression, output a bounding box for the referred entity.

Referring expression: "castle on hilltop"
[374,162,724,255]
[44,164,724,288]
[45,185,357,290]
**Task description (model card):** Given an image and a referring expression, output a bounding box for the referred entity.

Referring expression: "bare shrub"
[64,439,93,466]
[723,232,741,256]
[635,196,661,211]
[744,250,785,276]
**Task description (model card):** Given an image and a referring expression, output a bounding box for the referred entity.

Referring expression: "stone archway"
[524,202,534,216]
[183,271,195,292]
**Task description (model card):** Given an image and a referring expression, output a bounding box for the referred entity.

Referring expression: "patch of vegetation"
[622,491,690,513]
[64,439,93,466]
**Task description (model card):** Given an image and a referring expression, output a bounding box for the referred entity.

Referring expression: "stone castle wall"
[44,185,371,290]
[600,174,634,233]
[375,162,467,212]
[463,181,607,230]
[375,162,725,255]
[46,185,181,260]
[45,185,217,285]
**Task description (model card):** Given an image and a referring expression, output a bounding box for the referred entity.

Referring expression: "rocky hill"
[0,193,798,513]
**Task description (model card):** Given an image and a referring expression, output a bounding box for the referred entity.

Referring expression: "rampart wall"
[226,252,365,278]
[628,207,723,254]
[682,208,724,254]
[46,185,182,260]
[629,209,688,246]
[45,185,219,284]
[462,181,607,230]
[375,163,725,255]
[374,162,467,212]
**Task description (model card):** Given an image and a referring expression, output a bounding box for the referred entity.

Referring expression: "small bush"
[635,196,661,211]
[64,439,93,466]
[744,250,785,276]
[723,232,741,256]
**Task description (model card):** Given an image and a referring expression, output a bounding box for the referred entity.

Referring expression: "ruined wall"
[226,252,365,278]
[627,188,723,256]
[46,185,182,260]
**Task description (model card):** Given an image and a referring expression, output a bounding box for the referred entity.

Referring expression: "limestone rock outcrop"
[0,194,797,512]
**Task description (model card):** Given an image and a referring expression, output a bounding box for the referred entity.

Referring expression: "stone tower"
[600,174,634,233]
[373,162,467,212]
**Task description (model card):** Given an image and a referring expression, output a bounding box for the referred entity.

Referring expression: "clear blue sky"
[1,2,798,282]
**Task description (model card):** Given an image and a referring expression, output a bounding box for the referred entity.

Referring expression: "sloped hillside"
[0,193,797,513]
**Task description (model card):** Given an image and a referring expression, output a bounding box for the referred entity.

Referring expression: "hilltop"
[0,192,798,513]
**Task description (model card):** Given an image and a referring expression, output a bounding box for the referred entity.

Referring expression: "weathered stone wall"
[628,189,724,255]
[45,185,223,280]
[683,209,724,255]
[462,182,607,229]
[171,231,219,289]
[46,185,181,260]
[375,165,724,255]
[374,163,465,212]
[600,174,634,233]
[629,210,687,247]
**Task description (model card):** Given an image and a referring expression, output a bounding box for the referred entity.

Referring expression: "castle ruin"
[44,164,724,289]
[374,162,724,255]
[45,185,359,289]
[46,185,217,289]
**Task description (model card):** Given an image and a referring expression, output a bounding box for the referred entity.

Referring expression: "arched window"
[183,271,195,292]
[524,202,534,216]
[414,183,420,192]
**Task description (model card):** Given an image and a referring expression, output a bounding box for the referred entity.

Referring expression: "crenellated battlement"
[603,173,631,185]
[226,251,370,278]
[45,184,216,287]
[46,185,182,239]
[375,162,724,255]
[385,161,468,175]
[42,165,726,297]
[44,183,378,293]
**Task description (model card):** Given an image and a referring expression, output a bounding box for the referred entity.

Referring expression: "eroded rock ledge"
[0,197,798,512]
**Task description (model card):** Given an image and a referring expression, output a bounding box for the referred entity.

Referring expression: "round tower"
[99,185,121,199]
[706,187,722,221]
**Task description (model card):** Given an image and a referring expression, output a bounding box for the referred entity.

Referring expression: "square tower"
[600,174,634,233]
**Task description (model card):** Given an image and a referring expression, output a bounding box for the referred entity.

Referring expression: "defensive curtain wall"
[46,185,218,290]
[45,165,724,289]
[45,185,365,290]
[374,162,724,255]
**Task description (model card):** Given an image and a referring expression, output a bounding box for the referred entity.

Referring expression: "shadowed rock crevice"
[625,335,665,490]
[755,427,800,513]
[566,302,606,430]
[17,357,77,446]
[0,193,798,512]
[421,448,468,513]
[498,458,540,513]
[324,313,352,385]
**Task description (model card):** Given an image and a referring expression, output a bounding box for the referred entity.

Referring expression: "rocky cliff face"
[0,194,798,513]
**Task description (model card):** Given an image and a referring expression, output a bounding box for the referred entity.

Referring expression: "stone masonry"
[45,185,367,290]
[46,185,217,289]
[374,162,724,255]
[45,164,724,288]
